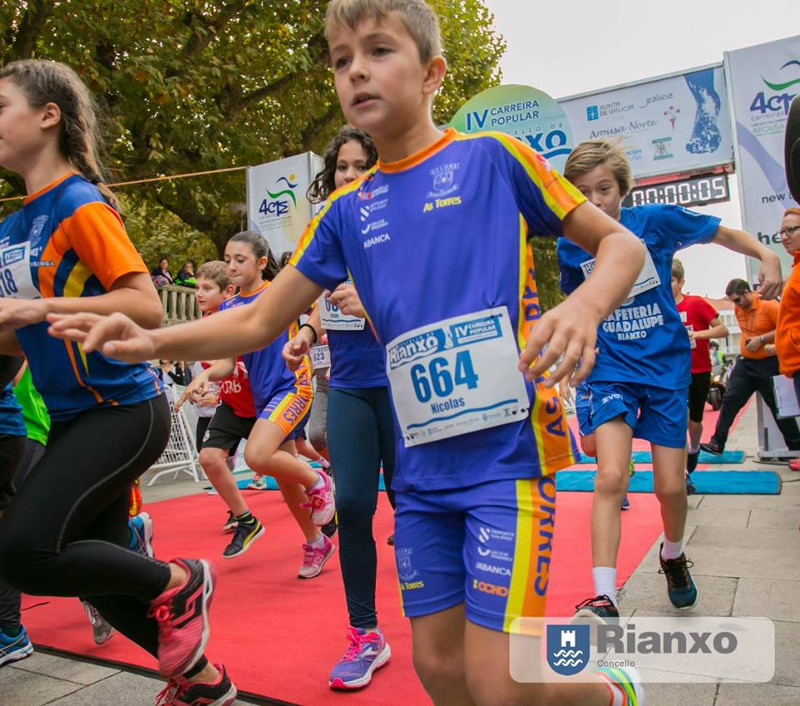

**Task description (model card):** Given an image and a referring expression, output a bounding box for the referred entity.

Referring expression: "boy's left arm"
[520,202,645,386]
[713,226,782,299]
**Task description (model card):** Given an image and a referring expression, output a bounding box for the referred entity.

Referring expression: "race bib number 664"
[385,307,529,447]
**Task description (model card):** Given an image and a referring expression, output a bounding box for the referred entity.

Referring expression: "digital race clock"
[622,173,730,209]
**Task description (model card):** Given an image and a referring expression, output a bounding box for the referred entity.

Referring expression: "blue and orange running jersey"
[292,129,584,492]
[220,281,312,411]
[0,173,163,420]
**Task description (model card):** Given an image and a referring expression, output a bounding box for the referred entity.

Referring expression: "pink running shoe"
[304,470,336,526]
[149,558,215,678]
[298,534,335,579]
[155,662,237,705]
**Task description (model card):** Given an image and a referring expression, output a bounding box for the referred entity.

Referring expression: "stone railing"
[158,284,200,326]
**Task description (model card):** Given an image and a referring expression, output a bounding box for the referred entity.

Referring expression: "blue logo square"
[546,624,590,675]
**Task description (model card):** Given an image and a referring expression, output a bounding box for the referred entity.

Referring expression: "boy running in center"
[51,1,655,702]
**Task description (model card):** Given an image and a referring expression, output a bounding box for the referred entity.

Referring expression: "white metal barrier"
[147,385,204,486]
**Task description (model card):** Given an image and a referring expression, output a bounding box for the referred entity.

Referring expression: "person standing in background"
[671,257,727,480]
[702,278,800,457]
[774,208,800,471]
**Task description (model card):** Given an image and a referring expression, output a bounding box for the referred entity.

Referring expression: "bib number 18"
[0,270,19,297]
[410,351,479,403]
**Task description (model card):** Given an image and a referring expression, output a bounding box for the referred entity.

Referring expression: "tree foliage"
[1,0,505,266]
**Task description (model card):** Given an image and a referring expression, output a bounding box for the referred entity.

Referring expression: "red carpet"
[21,490,663,705]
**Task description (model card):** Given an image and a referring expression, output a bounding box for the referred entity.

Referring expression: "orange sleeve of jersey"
[62,202,149,291]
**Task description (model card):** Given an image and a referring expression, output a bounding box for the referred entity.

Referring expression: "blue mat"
[555,470,781,494]
[575,449,746,465]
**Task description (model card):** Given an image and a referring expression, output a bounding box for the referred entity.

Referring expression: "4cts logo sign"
[750,60,800,115]
[258,175,298,218]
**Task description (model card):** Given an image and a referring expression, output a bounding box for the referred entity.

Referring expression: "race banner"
[449,84,573,173]
[726,35,800,276]
[559,66,733,180]
[246,152,323,259]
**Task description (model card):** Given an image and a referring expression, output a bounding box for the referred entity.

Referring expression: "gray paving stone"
[748,508,800,529]
[637,681,717,705]
[686,508,750,528]
[620,573,737,617]
[689,525,800,551]
[771,620,800,687]
[45,670,248,705]
[665,545,800,581]
[686,494,704,509]
[11,651,120,685]
[698,488,800,510]
[0,666,82,706]
[716,682,800,705]
[733,578,800,622]
[42,671,166,706]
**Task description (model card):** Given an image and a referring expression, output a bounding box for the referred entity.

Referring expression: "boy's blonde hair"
[196,261,230,291]
[325,0,442,63]
[564,139,633,198]
[672,257,685,281]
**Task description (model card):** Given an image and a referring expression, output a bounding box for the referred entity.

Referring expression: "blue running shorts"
[582,381,688,448]
[394,475,556,632]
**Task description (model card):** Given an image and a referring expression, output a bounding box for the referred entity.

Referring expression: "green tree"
[1,0,505,266]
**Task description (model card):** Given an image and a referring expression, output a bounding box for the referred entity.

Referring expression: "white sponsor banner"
[246,152,323,259]
[726,35,800,277]
[510,616,775,684]
[560,66,733,180]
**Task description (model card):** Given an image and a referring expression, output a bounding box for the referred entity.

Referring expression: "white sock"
[661,538,683,560]
[309,470,325,490]
[592,567,618,606]
[309,533,326,548]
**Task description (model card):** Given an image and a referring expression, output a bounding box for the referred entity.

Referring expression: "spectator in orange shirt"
[701,277,800,456]
[774,208,800,471]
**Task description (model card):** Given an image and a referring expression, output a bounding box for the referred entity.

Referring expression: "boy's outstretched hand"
[756,253,783,301]
[282,325,315,371]
[328,283,366,318]
[47,311,156,362]
[518,298,599,388]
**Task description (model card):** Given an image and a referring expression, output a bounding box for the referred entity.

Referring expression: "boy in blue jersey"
[558,139,781,623]
[50,2,653,703]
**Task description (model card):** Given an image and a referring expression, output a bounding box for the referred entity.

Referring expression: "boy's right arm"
[173,359,232,410]
[283,306,323,371]
[521,202,645,385]
[47,266,324,364]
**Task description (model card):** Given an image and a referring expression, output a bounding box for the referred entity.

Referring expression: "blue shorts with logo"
[394,475,556,632]
[574,383,592,438]
[258,388,312,442]
[579,381,688,448]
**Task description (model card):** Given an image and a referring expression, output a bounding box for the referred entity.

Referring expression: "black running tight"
[0,396,172,656]
[327,386,396,629]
